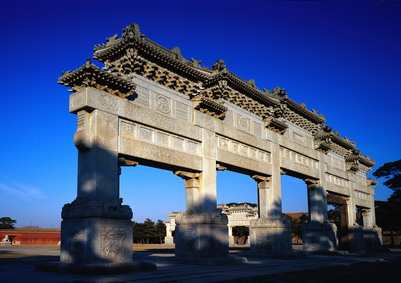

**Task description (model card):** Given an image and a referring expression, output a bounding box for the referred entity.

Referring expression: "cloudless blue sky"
[1,0,400,228]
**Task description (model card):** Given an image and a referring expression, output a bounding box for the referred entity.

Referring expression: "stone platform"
[1,245,401,282]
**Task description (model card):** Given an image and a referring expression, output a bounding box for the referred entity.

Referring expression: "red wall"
[1,228,60,244]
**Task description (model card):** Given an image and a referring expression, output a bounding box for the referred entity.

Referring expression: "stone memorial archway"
[56,23,381,271]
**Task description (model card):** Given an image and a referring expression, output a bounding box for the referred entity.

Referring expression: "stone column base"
[302,221,338,252]
[249,216,292,257]
[363,226,383,251]
[164,236,175,245]
[174,210,229,259]
[60,198,135,266]
[348,224,365,252]
[229,235,235,246]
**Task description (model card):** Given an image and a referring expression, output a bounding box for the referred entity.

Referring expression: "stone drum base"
[174,211,229,259]
[249,216,293,257]
[302,221,338,252]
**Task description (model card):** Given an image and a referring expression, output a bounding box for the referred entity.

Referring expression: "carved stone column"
[174,168,230,260]
[228,225,235,246]
[302,179,338,252]
[175,171,200,212]
[249,175,292,256]
[164,221,174,245]
[361,209,382,251]
[56,108,147,273]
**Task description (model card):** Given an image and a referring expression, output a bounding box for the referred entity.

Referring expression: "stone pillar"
[249,174,292,256]
[228,226,235,246]
[174,165,229,260]
[361,208,382,251]
[59,109,138,272]
[174,171,201,212]
[164,222,174,245]
[302,179,338,252]
[362,209,373,228]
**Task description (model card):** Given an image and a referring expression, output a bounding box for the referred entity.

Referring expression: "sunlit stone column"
[174,168,229,260]
[164,221,174,245]
[362,209,373,228]
[302,179,338,252]
[173,126,233,261]
[175,171,201,212]
[361,208,382,251]
[249,173,292,256]
[228,225,235,246]
[59,108,138,272]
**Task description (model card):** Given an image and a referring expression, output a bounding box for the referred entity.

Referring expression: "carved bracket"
[216,164,228,171]
[367,178,378,188]
[345,149,375,174]
[174,170,199,180]
[193,97,228,119]
[118,157,139,167]
[251,175,271,183]
[304,178,319,187]
[263,116,288,134]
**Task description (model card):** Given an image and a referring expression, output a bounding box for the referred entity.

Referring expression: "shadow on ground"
[222,258,401,283]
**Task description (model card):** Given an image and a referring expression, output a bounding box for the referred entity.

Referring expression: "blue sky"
[1,0,400,228]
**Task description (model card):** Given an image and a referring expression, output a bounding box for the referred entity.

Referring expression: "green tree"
[133,218,166,244]
[373,159,401,190]
[0,217,16,229]
[155,220,166,244]
[373,159,401,246]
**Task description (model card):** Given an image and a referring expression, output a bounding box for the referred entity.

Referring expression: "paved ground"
[1,245,400,282]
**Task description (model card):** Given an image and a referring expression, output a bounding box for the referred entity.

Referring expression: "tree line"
[132,218,166,244]
[373,159,401,246]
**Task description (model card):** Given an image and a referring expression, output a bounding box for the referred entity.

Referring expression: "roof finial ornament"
[85,57,92,67]
[122,23,141,38]
[106,34,119,46]
[248,79,257,89]
[323,125,332,132]
[191,58,202,68]
[170,47,183,60]
[271,86,288,98]
[211,59,226,72]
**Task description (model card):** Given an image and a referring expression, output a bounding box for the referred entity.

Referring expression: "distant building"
[0,228,60,245]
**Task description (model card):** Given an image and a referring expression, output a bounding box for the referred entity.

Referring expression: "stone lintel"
[217,149,272,176]
[120,138,203,171]
[326,193,348,205]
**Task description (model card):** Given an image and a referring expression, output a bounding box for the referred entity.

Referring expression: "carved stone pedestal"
[37,198,156,274]
[348,225,364,252]
[302,221,338,252]
[249,216,292,257]
[363,226,382,251]
[349,225,383,252]
[175,211,229,258]
[164,236,174,245]
[170,210,246,265]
